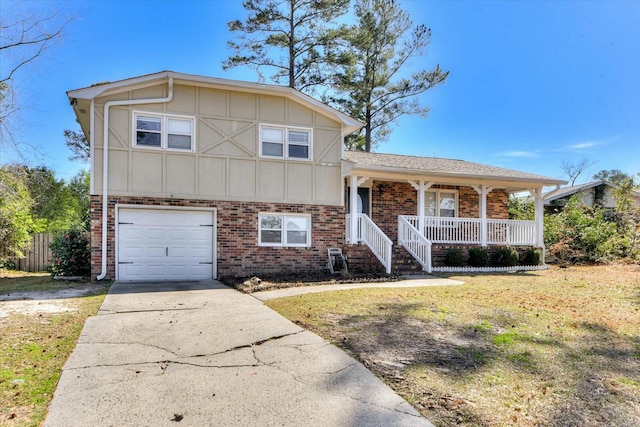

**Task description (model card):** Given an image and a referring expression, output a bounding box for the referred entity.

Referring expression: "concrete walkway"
[44,280,433,426]
[253,275,464,301]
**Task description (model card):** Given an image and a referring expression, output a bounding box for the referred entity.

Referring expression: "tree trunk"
[288,0,296,88]
[365,107,372,152]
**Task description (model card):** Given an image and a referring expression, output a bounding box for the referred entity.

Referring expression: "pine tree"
[223,0,349,93]
[330,0,448,151]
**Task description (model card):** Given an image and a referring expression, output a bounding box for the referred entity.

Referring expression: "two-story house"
[67,71,565,281]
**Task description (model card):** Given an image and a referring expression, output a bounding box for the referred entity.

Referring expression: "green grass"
[266,264,640,426]
[491,332,518,346]
[0,271,108,426]
[0,270,91,294]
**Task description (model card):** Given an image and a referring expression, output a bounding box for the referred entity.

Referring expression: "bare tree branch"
[561,157,596,186]
[0,7,70,152]
[0,13,70,83]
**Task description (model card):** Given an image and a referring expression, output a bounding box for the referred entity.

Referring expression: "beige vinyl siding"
[92,83,343,205]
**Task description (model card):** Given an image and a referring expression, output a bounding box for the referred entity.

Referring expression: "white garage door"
[117,208,215,281]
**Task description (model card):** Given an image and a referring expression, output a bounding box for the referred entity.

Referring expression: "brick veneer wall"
[370,181,416,242]
[90,195,348,280]
[91,185,511,280]
[487,189,509,219]
[364,181,510,242]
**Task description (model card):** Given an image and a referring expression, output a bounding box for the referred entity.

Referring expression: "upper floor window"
[260,125,311,160]
[134,112,195,151]
[425,190,458,217]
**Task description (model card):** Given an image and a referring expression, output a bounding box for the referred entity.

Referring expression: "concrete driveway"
[44,281,432,426]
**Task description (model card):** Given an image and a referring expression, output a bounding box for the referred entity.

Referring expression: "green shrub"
[468,247,489,267]
[522,249,542,266]
[494,247,519,267]
[48,228,90,277]
[544,196,621,264]
[445,247,464,267]
[0,258,16,270]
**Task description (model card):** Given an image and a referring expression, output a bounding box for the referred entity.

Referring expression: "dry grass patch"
[266,264,640,426]
[0,271,107,426]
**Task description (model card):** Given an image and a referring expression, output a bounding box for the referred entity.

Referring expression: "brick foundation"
[342,244,386,274]
[431,244,535,267]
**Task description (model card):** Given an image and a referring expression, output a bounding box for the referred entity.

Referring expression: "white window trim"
[425,189,459,217]
[259,124,312,161]
[133,111,196,152]
[258,213,311,247]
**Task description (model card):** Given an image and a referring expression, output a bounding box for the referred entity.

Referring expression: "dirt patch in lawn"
[0,272,108,426]
[267,264,640,426]
[0,284,108,318]
[221,272,404,293]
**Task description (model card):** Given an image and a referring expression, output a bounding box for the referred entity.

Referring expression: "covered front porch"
[341,151,563,274]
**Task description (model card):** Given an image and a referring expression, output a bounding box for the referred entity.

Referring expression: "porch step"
[391,245,424,273]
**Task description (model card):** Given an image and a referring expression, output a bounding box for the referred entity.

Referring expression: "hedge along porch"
[342,151,566,273]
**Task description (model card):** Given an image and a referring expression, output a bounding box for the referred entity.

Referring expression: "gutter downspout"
[96,77,174,280]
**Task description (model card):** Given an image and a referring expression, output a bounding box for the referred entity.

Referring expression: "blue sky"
[2,0,639,184]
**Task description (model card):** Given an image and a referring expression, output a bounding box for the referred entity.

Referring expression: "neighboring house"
[543,180,640,215]
[67,71,565,281]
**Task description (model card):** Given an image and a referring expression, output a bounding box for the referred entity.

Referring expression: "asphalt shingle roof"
[543,180,640,202]
[343,151,564,184]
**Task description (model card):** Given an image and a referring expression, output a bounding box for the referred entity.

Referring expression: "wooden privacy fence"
[3,233,53,272]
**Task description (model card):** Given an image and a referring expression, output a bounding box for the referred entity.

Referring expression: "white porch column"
[409,180,433,235]
[530,188,544,248]
[472,185,494,247]
[349,175,359,244]
[417,182,426,234]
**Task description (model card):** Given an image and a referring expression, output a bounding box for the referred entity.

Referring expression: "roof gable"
[67,71,363,135]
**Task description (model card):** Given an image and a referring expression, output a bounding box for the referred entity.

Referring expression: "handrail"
[398,216,432,273]
[358,214,393,274]
[346,214,392,274]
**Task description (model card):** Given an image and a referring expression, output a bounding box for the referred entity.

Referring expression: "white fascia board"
[67,71,172,100]
[542,180,606,202]
[344,164,566,190]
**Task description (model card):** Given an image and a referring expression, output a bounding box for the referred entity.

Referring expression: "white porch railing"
[346,214,393,274]
[404,215,481,244]
[402,215,536,246]
[398,216,432,273]
[487,219,536,245]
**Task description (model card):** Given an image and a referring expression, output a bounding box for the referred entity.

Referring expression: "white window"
[425,190,458,217]
[260,125,311,160]
[134,112,195,151]
[258,213,311,247]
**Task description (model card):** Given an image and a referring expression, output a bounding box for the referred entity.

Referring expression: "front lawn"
[0,271,108,426]
[0,270,89,294]
[266,264,640,426]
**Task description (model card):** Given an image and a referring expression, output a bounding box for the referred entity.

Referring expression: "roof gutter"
[96,77,174,280]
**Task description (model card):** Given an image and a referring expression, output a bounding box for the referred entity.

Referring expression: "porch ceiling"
[343,151,566,193]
